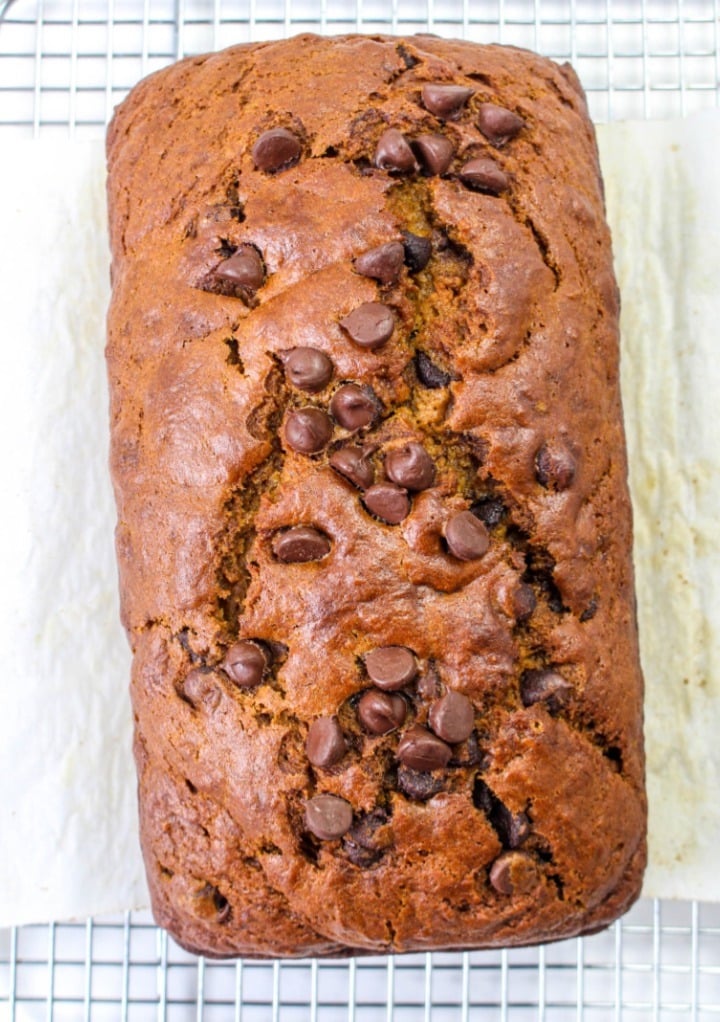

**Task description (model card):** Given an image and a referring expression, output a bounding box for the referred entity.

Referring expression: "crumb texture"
[106,33,646,958]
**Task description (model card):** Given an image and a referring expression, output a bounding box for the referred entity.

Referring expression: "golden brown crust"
[106,33,646,957]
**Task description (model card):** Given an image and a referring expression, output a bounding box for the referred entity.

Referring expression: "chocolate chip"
[428,691,474,743]
[305,716,347,768]
[470,496,506,528]
[305,794,353,841]
[329,445,375,490]
[491,803,531,849]
[535,441,576,490]
[444,510,490,561]
[412,134,454,175]
[252,127,302,172]
[374,128,418,172]
[340,302,396,350]
[362,483,410,524]
[284,407,333,454]
[222,640,268,689]
[513,584,537,622]
[476,104,525,146]
[354,242,405,285]
[489,852,538,895]
[357,690,407,734]
[459,157,510,195]
[520,669,573,713]
[330,384,378,431]
[182,670,222,712]
[416,666,441,701]
[281,347,333,392]
[214,245,266,293]
[272,526,331,563]
[343,808,389,865]
[385,442,435,491]
[415,349,451,387]
[421,83,474,119]
[365,646,417,690]
[397,725,452,771]
[397,765,445,801]
[401,232,433,273]
[448,731,485,768]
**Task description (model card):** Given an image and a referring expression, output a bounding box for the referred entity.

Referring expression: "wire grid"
[1,0,720,1018]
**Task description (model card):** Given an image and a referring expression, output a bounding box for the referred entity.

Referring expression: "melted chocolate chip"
[413,134,454,176]
[374,128,418,172]
[470,495,506,528]
[513,584,537,622]
[397,726,452,771]
[340,302,396,350]
[476,104,525,146]
[222,641,268,689]
[182,670,222,712]
[444,511,490,561]
[282,347,333,392]
[305,716,347,768]
[305,794,353,841]
[520,669,573,713]
[535,441,576,491]
[329,445,375,490]
[214,245,265,293]
[365,646,417,690]
[384,442,435,492]
[284,407,333,454]
[397,765,445,801]
[252,127,302,172]
[354,242,405,285]
[459,157,510,194]
[415,349,451,388]
[491,803,531,849]
[428,691,474,743]
[272,526,331,563]
[330,384,378,431]
[417,666,442,701]
[362,483,410,524]
[357,690,407,734]
[343,808,389,866]
[489,851,538,895]
[421,83,474,119]
[401,232,433,273]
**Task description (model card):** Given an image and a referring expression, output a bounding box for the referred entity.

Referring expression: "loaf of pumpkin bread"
[106,33,646,957]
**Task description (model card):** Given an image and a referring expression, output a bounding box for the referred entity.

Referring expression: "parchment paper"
[0,114,718,925]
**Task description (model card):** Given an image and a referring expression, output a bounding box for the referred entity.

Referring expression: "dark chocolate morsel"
[365,646,417,690]
[214,245,266,292]
[330,384,378,431]
[444,510,490,561]
[252,127,302,172]
[222,640,268,688]
[459,157,510,195]
[305,716,347,768]
[476,104,526,146]
[282,347,333,392]
[489,851,538,895]
[385,442,435,492]
[397,725,452,771]
[343,808,389,865]
[182,670,222,712]
[520,669,574,712]
[421,83,474,119]
[412,134,454,176]
[401,231,433,273]
[374,128,418,172]
[340,302,396,350]
[284,407,333,454]
[470,495,506,528]
[357,690,407,734]
[354,242,405,285]
[329,445,375,490]
[415,349,451,387]
[513,584,537,622]
[397,765,445,801]
[362,483,410,525]
[428,691,474,743]
[272,526,331,563]
[305,794,353,841]
[490,803,531,849]
[535,441,577,490]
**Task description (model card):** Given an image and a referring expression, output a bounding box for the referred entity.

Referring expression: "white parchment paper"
[0,115,718,925]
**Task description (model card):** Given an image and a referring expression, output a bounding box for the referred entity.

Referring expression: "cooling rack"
[1,0,719,1018]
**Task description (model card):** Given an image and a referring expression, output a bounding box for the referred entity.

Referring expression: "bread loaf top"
[107,34,645,957]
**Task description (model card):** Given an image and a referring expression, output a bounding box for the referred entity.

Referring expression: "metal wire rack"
[1,0,719,1018]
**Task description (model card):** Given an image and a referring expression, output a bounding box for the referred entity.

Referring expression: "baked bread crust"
[106,33,646,958]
